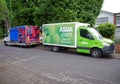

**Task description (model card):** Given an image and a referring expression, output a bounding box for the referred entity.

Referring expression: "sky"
[102,0,120,13]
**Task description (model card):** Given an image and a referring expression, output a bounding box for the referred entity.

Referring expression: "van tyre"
[4,41,8,46]
[52,47,59,52]
[91,48,102,58]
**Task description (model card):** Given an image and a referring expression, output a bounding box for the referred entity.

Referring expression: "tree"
[0,0,9,37]
[33,0,103,26]
[8,0,103,27]
[9,0,36,27]
[0,0,7,20]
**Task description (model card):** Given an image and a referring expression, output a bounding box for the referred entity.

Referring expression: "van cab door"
[77,28,94,54]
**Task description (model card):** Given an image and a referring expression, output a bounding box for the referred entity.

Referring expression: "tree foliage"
[0,0,104,28]
[0,0,103,38]
[9,0,103,27]
[9,0,35,26]
[0,0,8,20]
[34,0,104,26]
[0,0,9,38]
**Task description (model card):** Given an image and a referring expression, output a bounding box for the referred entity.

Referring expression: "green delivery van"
[42,22,115,57]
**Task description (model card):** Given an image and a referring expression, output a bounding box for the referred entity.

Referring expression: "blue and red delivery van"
[4,25,40,47]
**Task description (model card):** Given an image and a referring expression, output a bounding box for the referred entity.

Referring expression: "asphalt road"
[0,41,120,84]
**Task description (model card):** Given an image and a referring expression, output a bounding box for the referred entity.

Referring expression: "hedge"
[97,23,116,40]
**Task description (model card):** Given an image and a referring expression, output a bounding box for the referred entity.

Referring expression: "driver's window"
[80,29,94,40]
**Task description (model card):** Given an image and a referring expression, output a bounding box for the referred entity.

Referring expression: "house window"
[116,16,120,24]
[96,17,108,24]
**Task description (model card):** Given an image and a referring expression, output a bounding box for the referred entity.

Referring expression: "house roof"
[114,13,120,15]
[101,10,114,15]
[101,10,120,14]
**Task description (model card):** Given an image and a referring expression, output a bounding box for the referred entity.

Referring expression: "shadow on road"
[36,45,114,59]
[3,43,116,59]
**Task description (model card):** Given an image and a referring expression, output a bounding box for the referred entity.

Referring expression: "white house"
[115,13,120,28]
[95,10,120,40]
[114,13,120,40]
[95,10,114,27]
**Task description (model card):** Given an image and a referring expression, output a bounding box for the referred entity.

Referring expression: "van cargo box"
[10,25,40,44]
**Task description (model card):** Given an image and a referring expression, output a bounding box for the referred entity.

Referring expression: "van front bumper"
[101,43,115,55]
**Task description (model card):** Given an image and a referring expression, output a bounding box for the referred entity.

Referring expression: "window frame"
[80,29,94,40]
[116,16,120,24]
[96,17,108,25]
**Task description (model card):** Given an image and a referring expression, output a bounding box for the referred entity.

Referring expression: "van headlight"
[103,43,110,46]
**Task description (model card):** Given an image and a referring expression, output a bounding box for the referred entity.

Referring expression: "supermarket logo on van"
[59,27,73,32]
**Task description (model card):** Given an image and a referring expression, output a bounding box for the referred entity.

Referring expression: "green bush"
[97,23,116,40]
[115,39,120,44]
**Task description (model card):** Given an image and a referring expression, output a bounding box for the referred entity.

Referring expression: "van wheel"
[52,47,59,52]
[91,48,102,58]
[4,41,8,46]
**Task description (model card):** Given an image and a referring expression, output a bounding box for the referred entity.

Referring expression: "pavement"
[112,53,120,58]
